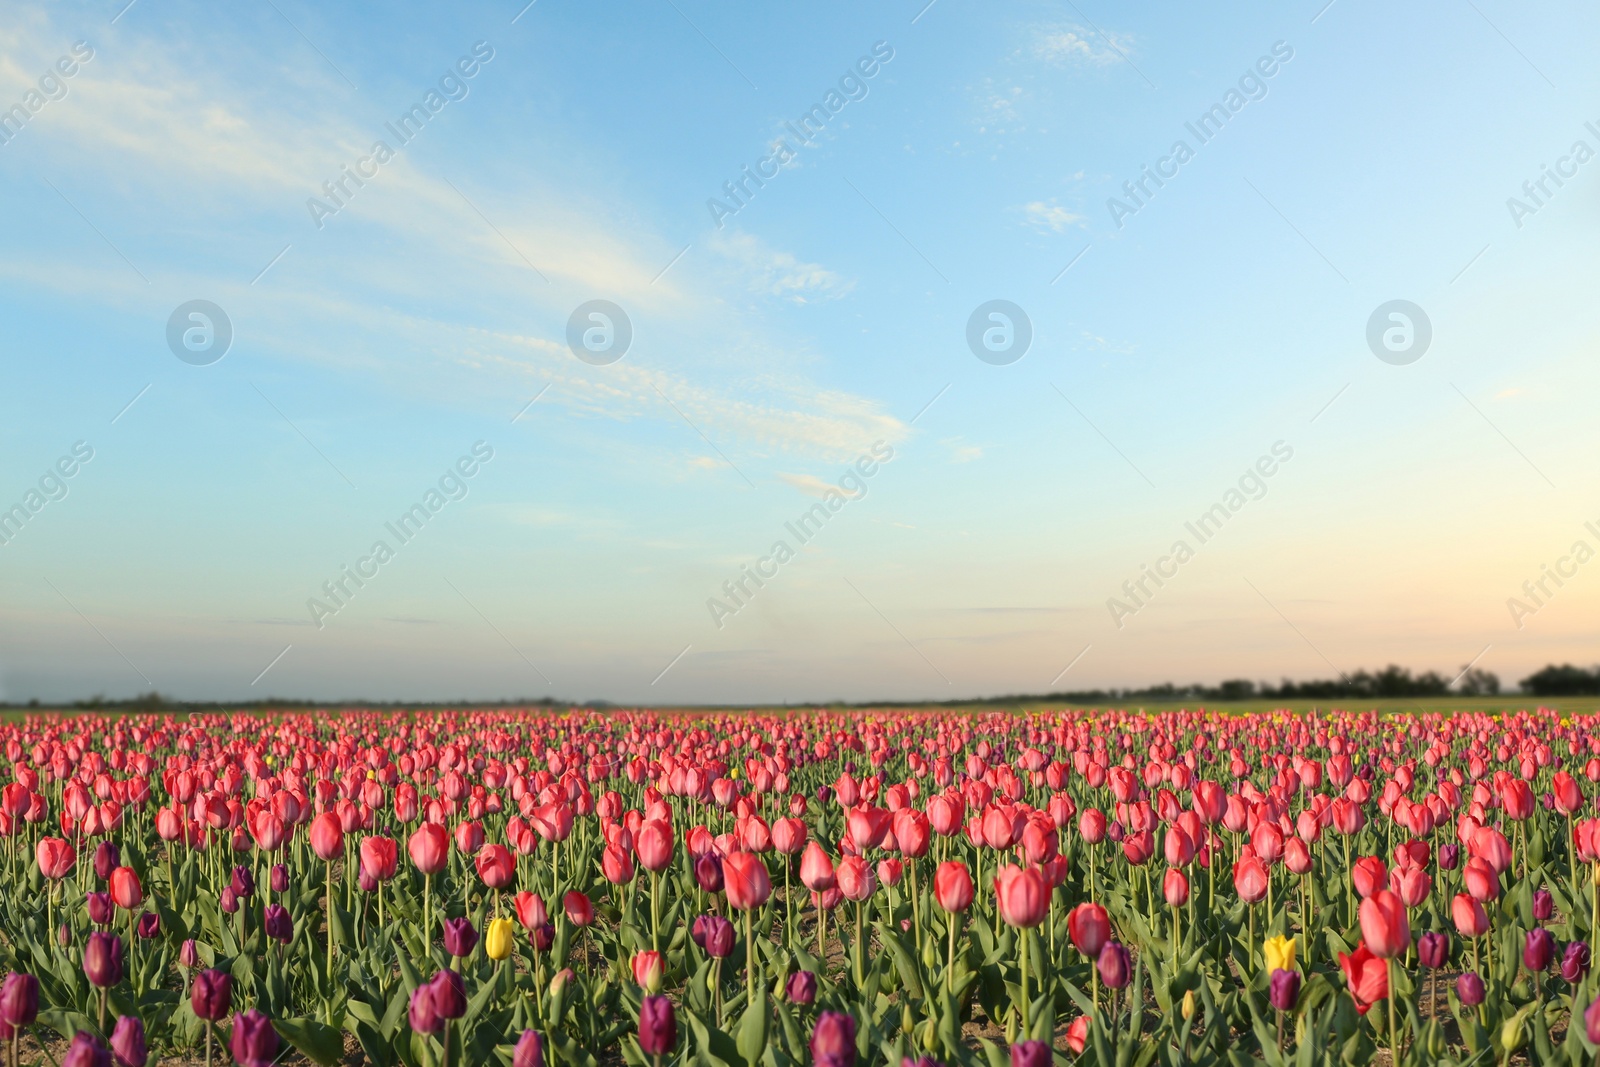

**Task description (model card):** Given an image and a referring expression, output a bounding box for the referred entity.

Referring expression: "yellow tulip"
[1262,934,1296,974]
[485,917,515,961]
[1181,989,1196,1020]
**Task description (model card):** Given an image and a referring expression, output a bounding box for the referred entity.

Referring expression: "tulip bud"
[58,925,70,949]
[82,933,123,989]
[230,1009,280,1067]
[513,1029,544,1067]
[486,918,515,962]
[638,995,677,1056]
[408,982,442,1035]
[0,973,39,1029]
[430,969,466,1020]
[263,904,292,944]
[1524,928,1555,973]
[61,1031,111,1067]
[1097,941,1131,989]
[785,970,817,1005]
[86,892,113,926]
[231,866,255,900]
[1009,1040,1050,1067]
[1418,931,1448,970]
[93,842,119,881]
[631,950,664,993]
[1561,941,1590,983]
[1532,889,1554,921]
[110,1015,147,1067]
[442,917,478,958]
[694,853,724,893]
[704,916,735,959]
[1181,989,1196,1020]
[563,890,594,927]
[1456,972,1485,1006]
[1438,843,1460,870]
[107,868,142,911]
[179,940,201,970]
[809,1011,855,1067]
[1500,1012,1525,1055]
[1586,994,1600,1044]
[219,887,238,915]
[1269,968,1300,1011]
[270,864,289,894]
[1163,868,1189,908]
[135,912,159,940]
[191,969,232,1021]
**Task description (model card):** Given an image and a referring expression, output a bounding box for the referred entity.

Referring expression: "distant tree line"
[4,663,1598,710]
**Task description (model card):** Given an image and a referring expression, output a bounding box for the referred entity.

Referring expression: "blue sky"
[2,0,1598,704]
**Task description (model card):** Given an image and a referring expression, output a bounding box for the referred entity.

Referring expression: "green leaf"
[273,1014,345,1066]
[735,984,768,1066]
[38,1007,95,1042]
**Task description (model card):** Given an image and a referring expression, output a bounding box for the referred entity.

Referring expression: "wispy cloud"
[709,232,853,303]
[1022,200,1083,233]
[1032,24,1131,67]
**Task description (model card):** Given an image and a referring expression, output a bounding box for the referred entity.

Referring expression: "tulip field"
[1,706,1599,1067]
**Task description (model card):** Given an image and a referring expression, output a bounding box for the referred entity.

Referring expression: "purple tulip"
[532,922,554,952]
[270,864,289,894]
[1457,972,1485,1006]
[1010,1041,1050,1067]
[703,916,735,959]
[191,969,231,1021]
[82,933,123,989]
[1587,994,1600,1044]
[1269,967,1300,1011]
[408,982,442,1035]
[513,1028,544,1067]
[93,843,119,882]
[86,892,113,926]
[110,1015,147,1067]
[1098,941,1131,989]
[230,1009,279,1067]
[430,969,466,1020]
[179,939,201,970]
[691,914,711,950]
[220,887,238,915]
[442,917,478,958]
[231,866,255,900]
[135,912,159,940]
[62,1031,111,1067]
[809,1011,856,1067]
[1438,843,1460,871]
[639,995,677,1056]
[1524,928,1555,973]
[1532,889,1554,922]
[0,973,39,1029]
[1561,941,1590,983]
[694,853,724,894]
[1418,931,1448,970]
[263,903,292,943]
[785,970,818,1005]
[1107,821,1126,843]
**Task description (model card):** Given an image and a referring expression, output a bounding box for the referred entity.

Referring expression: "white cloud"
[776,473,837,498]
[1023,200,1083,233]
[0,13,902,465]
[941,437,985,463]
[709,232,853,303]
[1033,25,1130,67]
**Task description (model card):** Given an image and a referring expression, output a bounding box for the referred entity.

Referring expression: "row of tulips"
[0,706,1595,1065]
